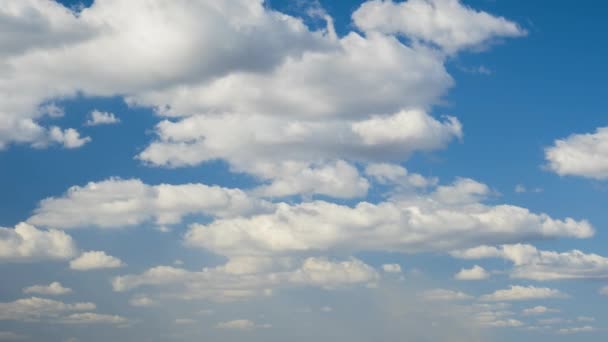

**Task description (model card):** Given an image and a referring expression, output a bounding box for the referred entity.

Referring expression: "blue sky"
[1,0,608,341]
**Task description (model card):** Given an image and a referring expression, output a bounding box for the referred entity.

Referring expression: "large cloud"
[0,222,77,262]
[352,0,525,54]
[112,257,378,301]
[184,179,592,258]
[545,127,608,179]
[452,244,608,281]
[28,178,272,229]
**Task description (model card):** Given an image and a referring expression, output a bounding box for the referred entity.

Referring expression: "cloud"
[522,306,559,316]
[46,127,91,149]
[69,251,125,271]
[600,286,608,296]
[480,285,568,301]
[0,297,94,321]
[23,282,72,296]
[557,326,596,334]
[174,318,196,325]
[421,289,473,301]
[0,223,77,262]
[84,110,120,126]
[452,244,608,281]
[216,319,270,330]
[185,183,592,258]
[352,0,525,54]
[382,264,402,273]
[545,127,608,179]
[128,295,158,308]
[454,265,489,280]
[112,257,377,301]
[59,313,127,325]
[28,178,271,229]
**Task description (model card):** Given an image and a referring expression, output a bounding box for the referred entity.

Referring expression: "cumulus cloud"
[69,251,124,271]
[112,257,377,301]
[46,127,91,149]
[454,265,489,280]
[352,0,525,54]
[452,244,608,281]
[84,110,119,126]
[23,282,72,296]
[28,178,271,229]
[185,184,592,258]
[0,297,95,321]
[0,223,77,262]
[545,127,608,179]
[480,285,568,301]
[128,295,158,308]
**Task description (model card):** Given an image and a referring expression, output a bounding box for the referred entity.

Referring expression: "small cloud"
[382,263,402,273]
[454,265,490,281]
[522,306,559,316]
[320,306,333,313]
[421,289,473,301]
[216,319,270,330]
[85,110,120,126]
[23,282,72,296]
[48,127,91,149]
[174,318,196,325]
[557,326,595,334]
[70,251,125,271]
[128,295,157,307]
[0,331,27,340]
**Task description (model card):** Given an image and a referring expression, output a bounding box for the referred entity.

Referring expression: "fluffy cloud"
[454,265,489,280]
[452,244,608,281]
[84,110,119,126]
[185,181,592,258]
[23,282,72,296]
[0,297,95,321]
[0,223,77,262]
[480,285,568,301]
[69,251,124,271]
[0,0,328,149]
[545,127,608,179]
[352,0,525,54]
[382,264,402,273]
[28,178,271,229]
[112,257,377,301]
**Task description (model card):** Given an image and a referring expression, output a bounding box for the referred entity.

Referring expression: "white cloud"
[557,326,595,334]
[112,257,377,301]
[47,127,91,149]
[59,313,127,325]
[454,265,489,280]
[0,223,77,262]
[352,0,525,54]
[70,251,124,271]
[23,282,72,296]
[365,163,437,188]
[128,295,158,308]
[480,285,568,302]
[216,320,271,330]
[174,318,196,325]
[0,297,94,321]
[28,178,271,229]
[522,306,559,316]
[545,127,608,179]
[185,186,592,258]
[422,289,473,301]
[382,264,402,273]
[84,110,119,126]
[452,244,608,281]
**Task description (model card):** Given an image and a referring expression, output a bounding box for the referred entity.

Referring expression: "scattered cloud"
[84,110,120,126]
[480,285,568,302]
[454,265,490,280]
[0,223,77,262]
[69,251,125,271]
[23,282,72,296]
[545,127,608,179]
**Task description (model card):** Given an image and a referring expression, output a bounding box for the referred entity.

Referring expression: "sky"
[0,0,608,341]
